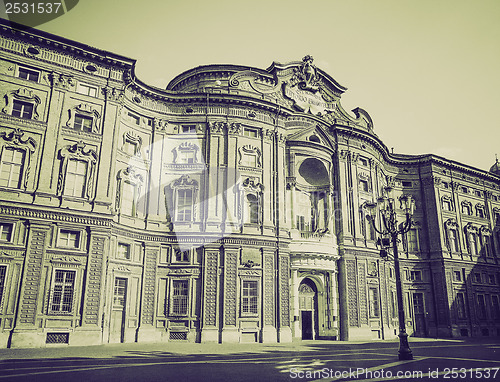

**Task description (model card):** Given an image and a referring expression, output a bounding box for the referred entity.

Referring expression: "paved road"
[0,338,499,381]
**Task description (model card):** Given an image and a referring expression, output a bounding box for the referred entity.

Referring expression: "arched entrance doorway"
[299,279,318,340]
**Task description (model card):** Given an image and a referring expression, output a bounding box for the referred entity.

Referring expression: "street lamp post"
[364,188,414,361]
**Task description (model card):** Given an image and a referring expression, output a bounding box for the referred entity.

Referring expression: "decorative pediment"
[238,145,262,167]
[117,166,143,184]
[464,222,478,233]
[172,142,199,163]
[65,103,101,133]
[2,87,41,119]
[0,128,36,151]
[171,175,198,189]
[444,218,458,228]
[242,177,264,193]
[122,131,142,156]
[57,141,97,198]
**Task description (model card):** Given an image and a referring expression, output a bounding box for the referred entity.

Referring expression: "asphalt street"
[0,338,499,381]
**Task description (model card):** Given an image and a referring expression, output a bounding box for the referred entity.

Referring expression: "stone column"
[201,246,220,342]
[277,252,292,342]
[137,245,159,342]
[261,250,277,342]
[290,269,300,340]
[75,228,108,345]
[221,247,239,342]
[11,221,50,348]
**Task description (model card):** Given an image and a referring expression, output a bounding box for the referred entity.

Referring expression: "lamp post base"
[398,331,413,360]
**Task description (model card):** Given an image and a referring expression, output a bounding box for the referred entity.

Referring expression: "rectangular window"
[18,67,39,82]
[113,278,127,307]
[442,200,452,211]
[368,287,380,317]
[477,294,487,320]
[50,270,76,313]
[410,270,422,282]
[64,159,87,197]
[121,182,135,216]
[359,179,369,192]
[296,215,305,231]
[241,153,257,167]
[244,128,259,138]
[470,233,479,255]
[127,113,140,125]
[0,265,6,307]
[0,223,13,241]
[0,148,24,188]
[178,150,195,164]
[181,125,196,134]
[456,292,467,319]
[247,194,259,224]
[176,189,193,222]
[12,100,33,119]
[76,83,98,97]
[175,250,189,262]
[74,114,93,132]
[391,290,397,319]
[453,270,462,282]
[242,280,258,315]
[172,280,189,315]
[449,229,459,252]
[489,274,496,285]
[123,140,137,156]
[117,243,131,260]
[492,295,500,320]
[402,181,413,188]
[58,230,80,248]
[474,273,482,283]
[407,229,418,252]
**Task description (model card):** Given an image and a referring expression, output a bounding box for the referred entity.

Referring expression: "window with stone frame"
[177,149,196,164]
[368,287,380,317]
[120,181,136,216]
[76,82,98,97]
[409,270,422,281]
[73,114,93,132]
[477,294,487,320]
[359,179,369,193]
[0,147,24,188]
[453,270,462,282]
[0,265,6,307]
[246,194,260,224]
[461,202,472,215]
[390,290,397,319]
[0,223,13,242]
[174,249,190,262]
[49,269,76,314]
[58,229,80,249]
[476,205,486,219]
[456,292,467,319]
[404,228,419,252]
[117,243,131,260]
[492,295,500,320]
[63,159,87,197]
[17,67,40,82]
[442,197,452,211]
[176,189,193,222]
[241,152,258,167]
[449,228,459,252]
[242,280,258,315]
[181,125,196,134]
[116,167,143,217]
[12,100,34,119]
[171,279,189,316]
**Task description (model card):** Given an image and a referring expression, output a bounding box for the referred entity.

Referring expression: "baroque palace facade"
[0,20,499,348]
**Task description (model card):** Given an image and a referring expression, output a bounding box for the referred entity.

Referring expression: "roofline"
[0,18,136,67]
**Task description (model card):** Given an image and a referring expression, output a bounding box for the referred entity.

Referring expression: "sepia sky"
[2,0,499,172]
